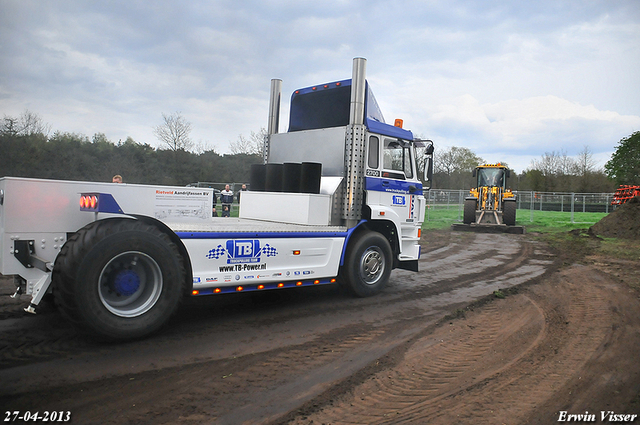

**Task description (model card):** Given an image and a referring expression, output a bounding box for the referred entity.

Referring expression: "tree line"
[433,132,640,193]
[2,110,637,193]
[1,111,261,186]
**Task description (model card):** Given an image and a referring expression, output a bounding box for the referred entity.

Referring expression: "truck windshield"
[477,168,504,187]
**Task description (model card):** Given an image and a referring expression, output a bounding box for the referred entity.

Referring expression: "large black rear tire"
[503,200,516,226]
[463,199,477,224]
[341,232,392,298]
[53,219,185,341]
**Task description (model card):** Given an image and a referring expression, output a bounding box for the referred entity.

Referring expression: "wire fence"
[426,190,616,223]
[189,182,616,224]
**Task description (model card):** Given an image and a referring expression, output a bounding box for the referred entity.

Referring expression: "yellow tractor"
[454,163,524,233]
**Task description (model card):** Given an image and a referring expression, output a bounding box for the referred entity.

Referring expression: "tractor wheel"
[53,219,185,340]
[463,199,477,224]
[503,200,516,226]
[341,232,392,298]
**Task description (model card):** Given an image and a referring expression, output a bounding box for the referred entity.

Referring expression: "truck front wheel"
[53,219,185,340]
[342,232,392,297]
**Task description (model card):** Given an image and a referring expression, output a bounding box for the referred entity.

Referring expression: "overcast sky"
[1,0,639,172]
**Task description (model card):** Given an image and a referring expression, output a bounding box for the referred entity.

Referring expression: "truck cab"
[260,58,432,272]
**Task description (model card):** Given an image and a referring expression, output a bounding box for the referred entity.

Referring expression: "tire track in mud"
[281,264,618,425]
[387,233,553,309]
[0,322,398,424]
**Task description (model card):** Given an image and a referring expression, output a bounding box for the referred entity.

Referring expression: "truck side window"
[383,138,413,179]
[368,136,379,169]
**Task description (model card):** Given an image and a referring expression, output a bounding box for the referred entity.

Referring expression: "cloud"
[414,94,639,169]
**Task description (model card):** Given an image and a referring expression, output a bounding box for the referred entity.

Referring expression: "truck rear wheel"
[342,232,392,297]
[503,200,516,226]
[53,219,185,340]
[463,199,477,224]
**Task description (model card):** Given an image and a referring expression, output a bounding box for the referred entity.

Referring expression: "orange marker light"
[236,286,243,292]
[330,278,336,283]
[394,119,403,128]
[192,290,199,295]
[258,285,264,290]
[278,283,284,288]
[296,281,302,286]
[214,288,221,293]
[418,229,422,238]
[293,250,301,255]
[314,280,320,284]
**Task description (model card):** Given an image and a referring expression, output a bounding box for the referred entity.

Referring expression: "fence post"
[571,193,575,223]
[540,193,543,211]
[530,191,534,222]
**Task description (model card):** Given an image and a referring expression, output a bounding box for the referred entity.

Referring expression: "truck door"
[364,135,423,224]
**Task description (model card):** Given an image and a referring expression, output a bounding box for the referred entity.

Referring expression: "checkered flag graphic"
[206,245,226,259]
[260,244,278,257]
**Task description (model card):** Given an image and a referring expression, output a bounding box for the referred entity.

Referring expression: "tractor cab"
[474,165,509,189]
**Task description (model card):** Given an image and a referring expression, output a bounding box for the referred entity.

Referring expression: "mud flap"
[396,260,418,272]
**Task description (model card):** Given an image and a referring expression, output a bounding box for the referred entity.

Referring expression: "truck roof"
[288,78,413,141]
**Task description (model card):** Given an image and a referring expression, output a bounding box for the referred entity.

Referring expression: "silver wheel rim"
[98,251,163,317]
[360,246,385,285]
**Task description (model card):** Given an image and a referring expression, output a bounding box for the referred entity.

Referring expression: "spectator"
[220,184,234,217]
[112,175,123,183]
[212,190,218,217]
[237,183,247,202]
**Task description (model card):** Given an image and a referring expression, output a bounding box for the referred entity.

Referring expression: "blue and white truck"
[0,58,433,340]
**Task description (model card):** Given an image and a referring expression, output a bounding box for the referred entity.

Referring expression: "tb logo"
[392,195,406,205]
[234,241,254,257]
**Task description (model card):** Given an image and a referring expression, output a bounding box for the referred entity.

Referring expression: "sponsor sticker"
[392,195,406,206]
[206,240,278,265]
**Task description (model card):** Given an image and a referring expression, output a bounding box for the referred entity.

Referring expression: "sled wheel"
[503,200,516,226]
[342,232,392,298]
[53,219,185,340]
[463,199,477,224]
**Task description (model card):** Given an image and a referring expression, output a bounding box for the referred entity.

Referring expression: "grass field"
[422,205,609,233]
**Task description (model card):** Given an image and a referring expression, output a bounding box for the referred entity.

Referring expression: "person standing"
[237,183,247,203]
[112,175,123,183]
[220,184,234,217]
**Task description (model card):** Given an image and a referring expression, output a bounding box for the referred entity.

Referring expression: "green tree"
[605,131,640,185]
[434,146,484,189]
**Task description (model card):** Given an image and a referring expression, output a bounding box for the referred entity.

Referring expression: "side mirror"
[423,157,433,189]
[425,143,434,155]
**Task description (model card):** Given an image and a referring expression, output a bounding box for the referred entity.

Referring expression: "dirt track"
[1,230,639,424]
